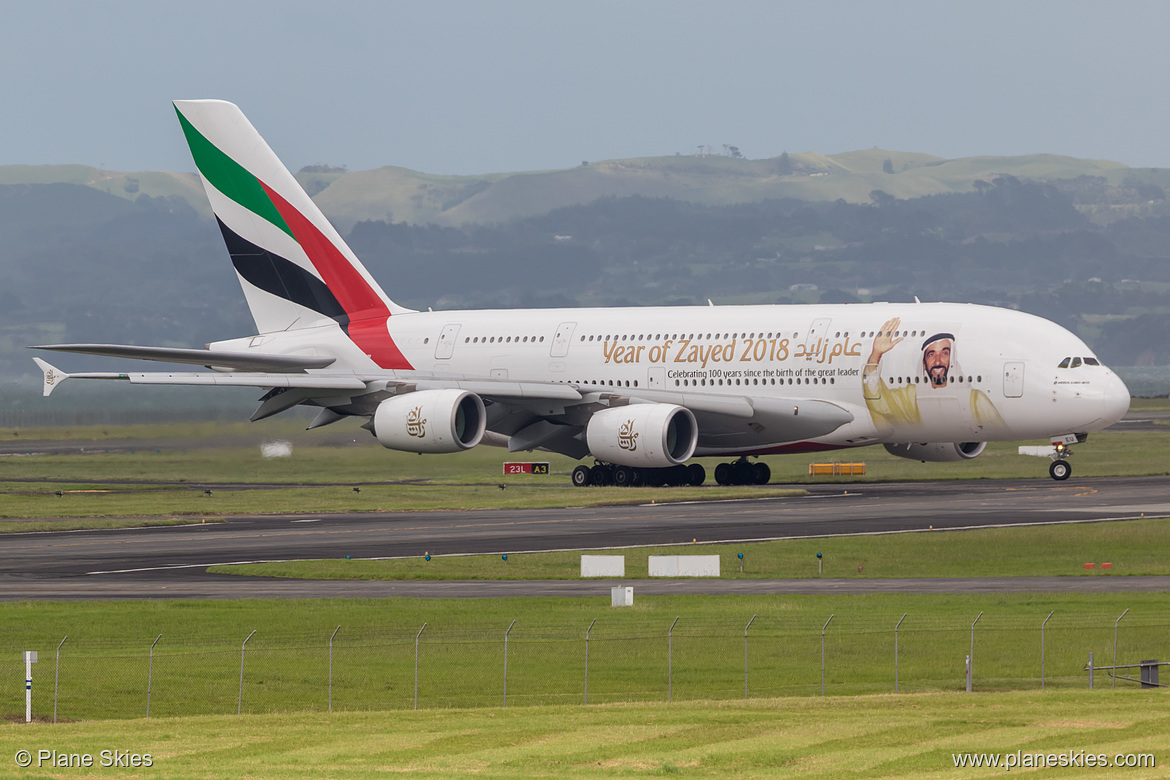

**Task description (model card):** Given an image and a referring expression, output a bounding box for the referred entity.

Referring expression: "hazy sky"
[4,0,1169,176]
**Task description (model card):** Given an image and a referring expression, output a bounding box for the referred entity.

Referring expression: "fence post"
[894,613,907,693]
[414,623,426,710]
[744,614,756,699]
[1113,608,1129,689]
[1088,651,1094,689]
[147,634,161,718]
[504,619,516,707]
[238,629,256,715]
[1041,611,1054,690]
[584,618,597,705]
[968,612,982,693]
[668,617,680,702]
[328,626,340,713]
[821,615,834,696]
[53,636,67,724]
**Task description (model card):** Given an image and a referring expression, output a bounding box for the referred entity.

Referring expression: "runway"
[2,475,1169,600]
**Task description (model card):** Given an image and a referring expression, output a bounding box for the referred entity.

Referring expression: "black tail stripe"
[217,218,349,323]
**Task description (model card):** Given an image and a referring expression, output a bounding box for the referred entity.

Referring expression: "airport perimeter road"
[2,475,1169,600]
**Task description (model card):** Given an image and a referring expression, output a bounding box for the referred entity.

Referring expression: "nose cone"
[1102,371,1131,426]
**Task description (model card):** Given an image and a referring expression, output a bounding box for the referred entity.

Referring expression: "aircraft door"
[1003,361,1025,398]
[434,323,461,359]
[647,366,665,389]
[551,322,576,358]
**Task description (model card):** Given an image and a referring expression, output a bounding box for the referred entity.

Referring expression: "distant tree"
[729,146,742,159]
[882,158,894,174]
[776,152,793,175]
[973,180,991,196]
[869,189,895,208]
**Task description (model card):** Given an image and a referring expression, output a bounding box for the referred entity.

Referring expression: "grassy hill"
[314,150,1133,229]
[0,149,1136,230]
[0,164,209,214]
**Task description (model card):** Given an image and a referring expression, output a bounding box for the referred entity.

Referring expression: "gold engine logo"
[406,406,427,438]
[618,419,639,451]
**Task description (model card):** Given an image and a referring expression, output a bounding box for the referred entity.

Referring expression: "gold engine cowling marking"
[618,419,639,451]
[406,406,427,438]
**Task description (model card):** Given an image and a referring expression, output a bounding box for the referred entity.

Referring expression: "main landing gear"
[571,462,707,487]
[713,457,771,486]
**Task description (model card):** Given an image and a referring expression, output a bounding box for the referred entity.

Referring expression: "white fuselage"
[217,301,1131,457]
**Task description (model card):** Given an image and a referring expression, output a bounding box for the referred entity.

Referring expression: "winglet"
[32,357,69,397]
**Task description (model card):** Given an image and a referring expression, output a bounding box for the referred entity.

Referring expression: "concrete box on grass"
[611,586,634,607]
[581,555,625,577]
[648,555,720,577]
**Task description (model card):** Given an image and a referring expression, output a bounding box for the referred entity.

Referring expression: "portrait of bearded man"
[862,317,1005,435]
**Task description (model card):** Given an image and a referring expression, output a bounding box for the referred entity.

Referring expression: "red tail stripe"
[260,182,413,370]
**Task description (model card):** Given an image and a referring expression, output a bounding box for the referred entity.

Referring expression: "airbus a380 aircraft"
[32,100,1131,485]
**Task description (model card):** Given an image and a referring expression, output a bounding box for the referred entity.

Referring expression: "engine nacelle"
[586,404,698,468]
[373,390,486,453]
[883,441,987,463]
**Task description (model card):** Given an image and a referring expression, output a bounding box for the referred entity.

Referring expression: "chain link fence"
[7,609,1168,722]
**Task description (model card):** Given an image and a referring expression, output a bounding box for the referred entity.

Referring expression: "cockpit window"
[1058,357,1070,368]
[1070,357,1082,368]
[1084,357,1100,366]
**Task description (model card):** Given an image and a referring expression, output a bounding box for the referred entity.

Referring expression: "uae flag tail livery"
[174,100,414,370]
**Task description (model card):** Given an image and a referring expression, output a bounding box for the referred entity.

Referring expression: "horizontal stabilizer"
[31,344,335,372]
[29,369,367,391]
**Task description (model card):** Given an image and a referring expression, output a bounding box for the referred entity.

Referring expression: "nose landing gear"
[1047,438,1077,481]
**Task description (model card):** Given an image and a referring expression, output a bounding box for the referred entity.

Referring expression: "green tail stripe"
[174,106,293,239]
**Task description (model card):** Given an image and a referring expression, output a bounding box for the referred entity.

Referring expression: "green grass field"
[3,594,1167,723]
[2,691,1166,779]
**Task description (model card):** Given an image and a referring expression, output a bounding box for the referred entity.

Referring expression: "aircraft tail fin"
[173,100,415,339]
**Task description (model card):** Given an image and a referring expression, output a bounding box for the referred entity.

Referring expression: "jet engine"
[373,390,486,453]
[586,404,698,468]
[883,441,987,462]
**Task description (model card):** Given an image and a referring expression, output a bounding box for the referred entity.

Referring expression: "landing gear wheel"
[613,465,635,488]
[643,468,667,487]
[1049,460,1071,481]
[751,462,771,485]
[687,463,706,486]
[714,463,732,486]
[732,459,752,485]
[589,464,612,487]
[571,465,591,488]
